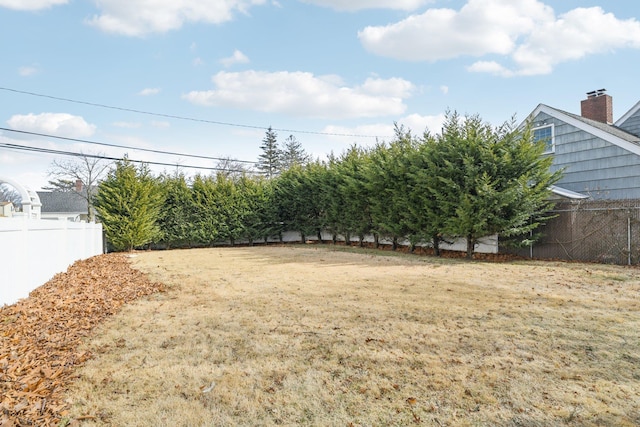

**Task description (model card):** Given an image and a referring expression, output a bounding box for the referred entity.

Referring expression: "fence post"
[628,216,632,266]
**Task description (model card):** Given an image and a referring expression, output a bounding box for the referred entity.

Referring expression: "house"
[526,89,640,200]
[37,181,92,222]
[1,201,14,217]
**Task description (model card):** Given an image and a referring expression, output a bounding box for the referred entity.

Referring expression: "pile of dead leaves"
[0,253,163,427]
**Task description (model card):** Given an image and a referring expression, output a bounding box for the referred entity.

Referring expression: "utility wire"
[0,86,385,138]
[0,141,254,174]
[0,127,258,164]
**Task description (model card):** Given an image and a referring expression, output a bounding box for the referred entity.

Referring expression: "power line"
[0,141,255,174]
[0,127,258,164]
[0,86,386,138]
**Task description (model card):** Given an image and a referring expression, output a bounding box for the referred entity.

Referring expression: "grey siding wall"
[618,108,640,137]
[535,112,640,200]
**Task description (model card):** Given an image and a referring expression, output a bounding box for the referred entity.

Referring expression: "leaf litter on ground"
[0,254,163,427]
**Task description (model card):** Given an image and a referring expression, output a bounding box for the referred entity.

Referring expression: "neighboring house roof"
[37,191,88,214]
[526,104,640,155]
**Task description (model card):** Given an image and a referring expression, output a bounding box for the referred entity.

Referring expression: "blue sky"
[1,0,640,190]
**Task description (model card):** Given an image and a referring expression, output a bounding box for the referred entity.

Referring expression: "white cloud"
[183,70,415,119]
[112,121,141,128]
[138,87,161,96]
[7,113,96,138]
[322,113,446,146]
[18,66,38,76]
[439,85,449,95]
[398,113,445,135]
[467,61,513,77]
[0,0,67,11]
[508,7,640,76]
[220,50,250,68]
[151,121,170,128]
[193,57,204,66]
[358,0,552,61]
[358,0,640,76]
[86,0,267,36]
[299,0,431,12]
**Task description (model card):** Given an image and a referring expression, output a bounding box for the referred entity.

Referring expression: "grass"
[65,245,640,426]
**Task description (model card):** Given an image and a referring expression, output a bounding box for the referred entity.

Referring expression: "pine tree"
[257,127,281,178]
[157,172,196,248]
[280,135,310,170]
[432,112,561,258]
[94,158,163,252]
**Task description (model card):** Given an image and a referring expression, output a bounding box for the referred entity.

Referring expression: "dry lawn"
[65,246,640,426]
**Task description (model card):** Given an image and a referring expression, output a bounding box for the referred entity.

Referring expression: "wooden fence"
[504,199,640,265]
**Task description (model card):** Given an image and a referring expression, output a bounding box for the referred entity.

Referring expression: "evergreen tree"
[94,158,163,252]
[42,179,77,192]
[365,125,415,250]
[273,162,328,242]
[157,172,196,248]
[191,174,221,246]
[280,134,310,170]
[237,176,276,244]
[257,127,281,178]
[433,112,561,258]
[403,130,452,256]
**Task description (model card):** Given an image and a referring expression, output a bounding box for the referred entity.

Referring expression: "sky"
[1,0,640,191]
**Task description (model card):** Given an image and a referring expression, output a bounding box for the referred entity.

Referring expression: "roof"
[525,104,640,156]
[615,100,640,126]
[36,191,88,214]
[549,185,589,200]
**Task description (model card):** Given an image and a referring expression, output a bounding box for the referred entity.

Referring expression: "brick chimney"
[580,89,613,124]
[75,179,83,192]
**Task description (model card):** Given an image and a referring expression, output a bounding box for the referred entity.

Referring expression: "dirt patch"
[62,246,640,426]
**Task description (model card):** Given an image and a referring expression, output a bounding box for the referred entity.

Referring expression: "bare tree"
[47,154,112,221]
[0,183,21,206]
[214,156,253,180]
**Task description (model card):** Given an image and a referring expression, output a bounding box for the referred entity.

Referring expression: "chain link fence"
[503,199,640,265]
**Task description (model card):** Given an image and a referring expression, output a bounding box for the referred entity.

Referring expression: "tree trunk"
[432,234,441,257]
[317,229,323,243]
[392,236,398,251]
[300,232,306,243]
[332,234,337,245]
[345,232,351,246]
[374,233,379,249]
[359,235,364,247]
[466,234,474,259]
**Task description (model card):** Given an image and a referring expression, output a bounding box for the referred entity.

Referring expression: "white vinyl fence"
[0,218,103,306]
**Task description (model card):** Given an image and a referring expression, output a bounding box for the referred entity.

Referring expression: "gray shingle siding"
[618,109,640,137]
[530,105,640,200]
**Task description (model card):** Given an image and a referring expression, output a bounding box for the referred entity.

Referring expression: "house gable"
[615,100,640,137]
[525,104,640,200]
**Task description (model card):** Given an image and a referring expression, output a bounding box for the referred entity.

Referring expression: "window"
[533,125,554,154]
